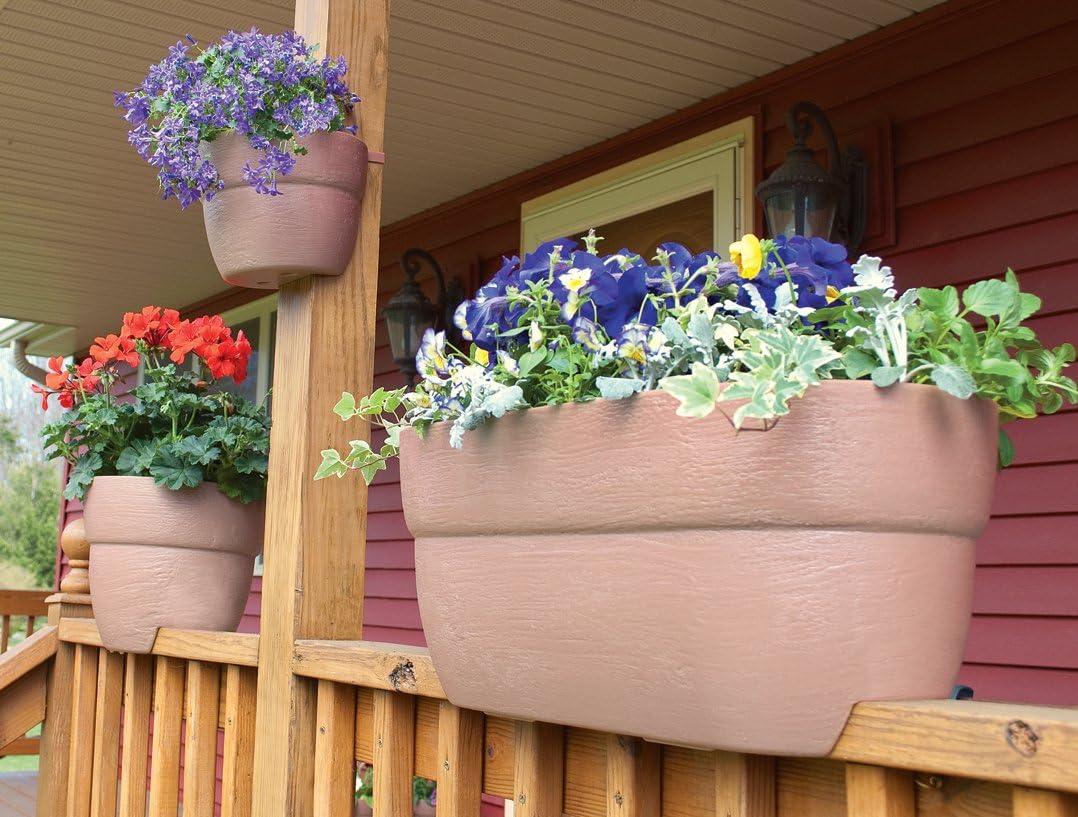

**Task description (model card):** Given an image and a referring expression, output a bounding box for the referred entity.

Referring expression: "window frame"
[520,117,755,255]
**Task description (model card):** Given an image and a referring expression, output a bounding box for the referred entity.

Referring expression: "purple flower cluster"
[116,29,358,207]
[456,236,853,353]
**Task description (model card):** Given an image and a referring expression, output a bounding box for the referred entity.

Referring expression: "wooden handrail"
[0,589,49,617]
[58,618,259,667]
[0,626,57,693]
[292,637,1078,796]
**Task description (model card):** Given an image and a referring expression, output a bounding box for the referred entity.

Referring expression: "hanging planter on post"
[318,231,1076,756]
[201,131,374,289]
[116,28,370,289]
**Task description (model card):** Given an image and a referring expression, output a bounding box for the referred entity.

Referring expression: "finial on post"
[45,518,93,623]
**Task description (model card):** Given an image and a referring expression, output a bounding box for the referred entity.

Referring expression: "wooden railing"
[34,617,1077,817]
[0,589,49,654]
[0,625,56,764]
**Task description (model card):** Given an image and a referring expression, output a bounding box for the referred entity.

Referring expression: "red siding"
[60,0,1078,707]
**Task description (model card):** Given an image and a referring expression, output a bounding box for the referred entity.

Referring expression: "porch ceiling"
[0,0,943,355]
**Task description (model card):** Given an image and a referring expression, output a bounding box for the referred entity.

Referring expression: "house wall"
[60,0,1078,705]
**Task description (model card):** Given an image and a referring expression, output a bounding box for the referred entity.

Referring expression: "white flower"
[528,321,544,351]
[453,302,472,341]
[558,267,591,294]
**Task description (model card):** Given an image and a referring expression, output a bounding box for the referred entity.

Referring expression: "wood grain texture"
[222,665,258,817]
[715,752,775,817]
[313,680,357,817]
[293,639,444,697]
[147,656,185,817]
[372,689,415,817]
[0,590,49,618]
[57,618,259,667]
[0,665,45,755]
[843,765,914,817]
[514,721,565,817]
[183,661,221,817]
[88,649,123,817]
[436,702,484,817]
[1013,787,1078,817]
[607,735,660,817]
[250,1,389,814]
[0,626,56,692]
[831,700,1078,793]
[118,653,153,817]
[66,643,99,817]
[36,638,75,817]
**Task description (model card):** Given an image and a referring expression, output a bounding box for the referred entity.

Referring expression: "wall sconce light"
[755,101,868,250]
[382,248,464,383]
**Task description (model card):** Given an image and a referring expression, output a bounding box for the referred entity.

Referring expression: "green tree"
[0,413,59,588]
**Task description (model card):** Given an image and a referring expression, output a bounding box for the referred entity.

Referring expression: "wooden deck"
[0,773,36,817]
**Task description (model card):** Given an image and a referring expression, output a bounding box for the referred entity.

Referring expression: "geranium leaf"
[149,451,203,490]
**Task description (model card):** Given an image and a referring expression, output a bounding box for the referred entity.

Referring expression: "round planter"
[399,381,999,756]
[83,476,264,654]
[201,131,369,289]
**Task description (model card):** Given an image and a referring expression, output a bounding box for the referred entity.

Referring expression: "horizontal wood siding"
[59,0,1078,706]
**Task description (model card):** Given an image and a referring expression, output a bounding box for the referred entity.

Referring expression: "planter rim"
[83,475,264,555]
[202,130,369,194]
[401,378,997,442]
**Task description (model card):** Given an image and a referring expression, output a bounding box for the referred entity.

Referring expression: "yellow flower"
[825,285,841,303]
[729,234,763,280]
[474,348,490,366]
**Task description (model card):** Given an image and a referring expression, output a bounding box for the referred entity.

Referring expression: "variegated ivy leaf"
[659,362,722,418]
[333,392,357,420]
[314,449,348,480]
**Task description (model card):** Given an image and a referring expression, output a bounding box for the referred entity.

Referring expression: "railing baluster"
[118,654,154,817]
[1,614,10,653]
[313,680,358,817]
[514,721,565,817]
[607,735,660,817]
[437,702,484,817]
[714,751,775,817]
[184,661,221,817]
[844,763,914,817]
[222,665,258,817]
[1013,786,1078,817]
[89,649,123,817]
[65,644,99,817]
[372,689,416,817]
[26,615,36,638]
[147,656,185,817]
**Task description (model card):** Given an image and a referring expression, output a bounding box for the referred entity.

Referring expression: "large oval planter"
[83,476,264,654]
[201,131,369,289]
[399,381,999,756]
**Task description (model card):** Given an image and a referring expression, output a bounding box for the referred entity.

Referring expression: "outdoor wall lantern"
[755,100,868,250]
[383,248,464,383]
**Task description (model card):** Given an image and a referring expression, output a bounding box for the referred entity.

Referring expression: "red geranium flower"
[89,334,140,368]
[122,306,180,346]
[44,356,69,390]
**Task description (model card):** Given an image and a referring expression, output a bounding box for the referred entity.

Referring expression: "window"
[520,117,754,258]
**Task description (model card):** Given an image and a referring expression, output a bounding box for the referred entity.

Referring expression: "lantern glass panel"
[763,184,838,241]
[385,304,434,369]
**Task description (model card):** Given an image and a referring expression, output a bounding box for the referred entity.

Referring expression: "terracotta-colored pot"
[201,131,369,289]
[400,381,999,756]
[83,476,264,654]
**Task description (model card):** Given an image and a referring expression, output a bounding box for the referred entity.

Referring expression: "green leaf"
[116,439,157,476]
[149,451,203,490]
[314,449,348,480]
[333,392,357,420]
[63,453,102,501]
[842,348,878,380]
[931,363,976,399]
[659,363,721,418]
[918,286,959,318]
[359,458,387,486]
[998,428,1015,468]
[977,357,1027,382]
[518,348,547,376]
[173,436,220,466]
[234,451,269,475]
[596,377,645,400]
[962,279,1015,317]
[871,366,904,388]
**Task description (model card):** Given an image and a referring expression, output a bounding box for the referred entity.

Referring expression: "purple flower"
[117,28,358,207]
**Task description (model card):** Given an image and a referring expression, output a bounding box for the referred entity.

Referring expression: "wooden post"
[1013,787,1078,817]
[437,702,485,817]
[36,519,95,817]
[514,722,565,817]
[250,2,389,815]
[607,735,660,817]
[844,764,915,817]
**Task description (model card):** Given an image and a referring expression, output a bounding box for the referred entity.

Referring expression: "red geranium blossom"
[32,356,102,410]
[89,333,140,368]
[121,306,180,346]
[167,315,250,383]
